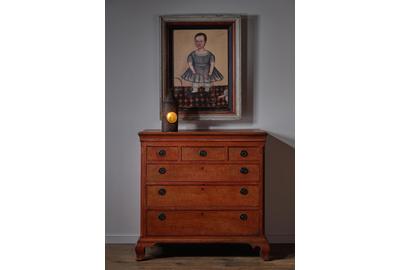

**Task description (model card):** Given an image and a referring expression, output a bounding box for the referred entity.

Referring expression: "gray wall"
[106,0,294,243]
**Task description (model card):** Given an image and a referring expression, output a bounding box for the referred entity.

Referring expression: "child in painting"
[181,33,224,93]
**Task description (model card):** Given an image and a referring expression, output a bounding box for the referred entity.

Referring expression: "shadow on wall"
[265,135,295,243]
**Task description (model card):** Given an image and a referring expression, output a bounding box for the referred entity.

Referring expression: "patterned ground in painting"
[174,86,230,111]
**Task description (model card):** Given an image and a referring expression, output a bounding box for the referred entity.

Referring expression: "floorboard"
[106,243,294,270]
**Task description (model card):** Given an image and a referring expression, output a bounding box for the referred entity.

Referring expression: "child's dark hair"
[194,32,207,42]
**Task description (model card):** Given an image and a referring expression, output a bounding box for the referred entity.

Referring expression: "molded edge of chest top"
[138,129,268,142]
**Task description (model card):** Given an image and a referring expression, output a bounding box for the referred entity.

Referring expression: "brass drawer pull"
[158,149,166,156]
[158,167,167,174]
[199,150,208,157]
[240,187,248,195]
[158,188,166,196]
[158,213,166,221]
[240,213,248,221]
[240,167,249,174]
[240,150,248,157]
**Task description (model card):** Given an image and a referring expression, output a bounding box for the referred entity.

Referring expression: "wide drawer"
[146,164,259,182]
[147,185,259,208]
[229,147,262,161]
[147,146,178,161]
[181,147,226,161]
[147,210,259,236]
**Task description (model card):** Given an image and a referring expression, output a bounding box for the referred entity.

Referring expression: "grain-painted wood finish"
[147,164,260,182]
[137,129,270,261]
[182,146,226,161]
[146,185,259,208]
[147,210,260,236]
[147,146,178,161]
[229,147,262,161]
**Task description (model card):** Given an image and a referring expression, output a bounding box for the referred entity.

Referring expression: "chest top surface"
[139,129,268,142]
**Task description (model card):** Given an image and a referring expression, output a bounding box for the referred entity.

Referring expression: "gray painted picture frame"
[160,15,242,120]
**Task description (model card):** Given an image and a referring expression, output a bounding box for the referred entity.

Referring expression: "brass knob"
[158,149,166,156]
[240,150,248,157]
[240,167,249,174]
[158,167,166,174]
[158,213,166,221]
[199,150,207,157]
[240,187,248,195]
[240,213,248,221]
[158,188,166,196]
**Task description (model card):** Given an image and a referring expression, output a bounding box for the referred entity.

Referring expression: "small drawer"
[181,147,226,161]
[147,210,259,236]
[147,185,259,208]
[147,164,260,182]
[147,147,178,161]
[229,147,262,161]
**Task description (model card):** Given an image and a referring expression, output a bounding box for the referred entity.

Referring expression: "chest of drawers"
[135,129,270,260]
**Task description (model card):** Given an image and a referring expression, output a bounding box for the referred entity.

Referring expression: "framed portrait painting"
[160,15,242,120]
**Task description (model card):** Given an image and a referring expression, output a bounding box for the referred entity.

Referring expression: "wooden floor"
[106,243,295,270]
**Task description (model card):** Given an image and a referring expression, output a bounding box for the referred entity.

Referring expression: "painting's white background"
[106,0,295,244]
[173,29,229,87]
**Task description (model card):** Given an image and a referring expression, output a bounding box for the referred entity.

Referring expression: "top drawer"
[229,147,262,161]
[182,147,226,161]
[147,146,178,161]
